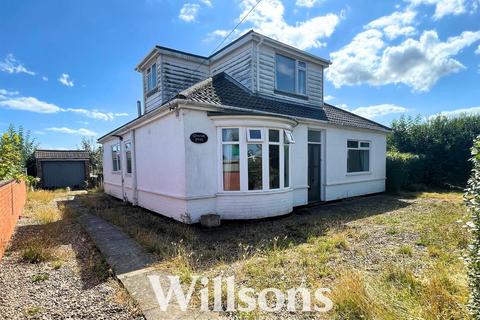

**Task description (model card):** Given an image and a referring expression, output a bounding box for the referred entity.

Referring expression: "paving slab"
[72,200,219,320]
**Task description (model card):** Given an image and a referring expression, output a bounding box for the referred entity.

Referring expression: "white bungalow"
[98,30,390,224]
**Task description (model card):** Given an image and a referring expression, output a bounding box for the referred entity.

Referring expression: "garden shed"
[34,150,90,189]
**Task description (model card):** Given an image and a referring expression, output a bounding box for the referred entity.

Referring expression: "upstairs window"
[147,63,157,92]
[347,140,370,173]
[275,54,307,95]
[125,142,132,174]
[112,144,121,172]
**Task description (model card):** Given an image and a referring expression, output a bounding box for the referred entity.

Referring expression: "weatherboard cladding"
[179,73,390,132]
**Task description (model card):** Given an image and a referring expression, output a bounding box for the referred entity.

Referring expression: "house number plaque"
[190,132,208,144]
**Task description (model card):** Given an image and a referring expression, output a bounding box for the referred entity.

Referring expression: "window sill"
[217,187,293,195]
[112,171,122,175]
[125,173,132,177]
[346,171,371,176]
[274,89,309,100]
[146,87,158,98]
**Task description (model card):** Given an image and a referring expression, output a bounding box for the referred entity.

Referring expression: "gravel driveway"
[0,197,143,320]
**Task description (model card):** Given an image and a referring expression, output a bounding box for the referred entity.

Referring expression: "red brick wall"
[0,180,26,260]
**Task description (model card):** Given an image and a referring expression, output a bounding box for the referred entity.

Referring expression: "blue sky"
[0,0,479,149]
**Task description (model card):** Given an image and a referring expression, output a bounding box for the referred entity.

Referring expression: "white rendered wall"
[103,111,189,222]
[323,126,386,200]
[102,108,387,224]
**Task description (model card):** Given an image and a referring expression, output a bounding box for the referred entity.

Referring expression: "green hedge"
[386,151,425,192]
[465,135,480,317]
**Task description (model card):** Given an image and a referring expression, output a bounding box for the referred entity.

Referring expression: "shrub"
[464,135,480,317]
[386,151,424,192]
[389,114,480,188]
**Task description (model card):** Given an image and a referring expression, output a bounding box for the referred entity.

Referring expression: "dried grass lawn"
[78,190,471,319]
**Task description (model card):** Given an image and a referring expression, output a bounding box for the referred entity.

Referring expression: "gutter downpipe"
[256,35,265,93]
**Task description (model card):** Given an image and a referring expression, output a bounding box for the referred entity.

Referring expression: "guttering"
[97,99,182,143]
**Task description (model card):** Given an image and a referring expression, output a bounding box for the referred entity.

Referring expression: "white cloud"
[327,27,480,92]
[179,3,200,22]
[324,95,335,101]
[46,127,97,136]
[58,73,74,87]
[0,93,128,120]
[430,106,480,118]
[475,44,480,54]
[0,96,62,113]
[0,54,36,75]
[365,10,417,39]
[42,76,48,81]
[296,0,323,8]
[0,89,19,99]
[200,0,212,7]
[351,104,408,119]
[406,0,473,20]
[209,0,341,50]
[66,108,129,121]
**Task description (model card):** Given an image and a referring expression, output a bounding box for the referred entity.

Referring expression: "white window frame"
[284,130,295,144]
[124,141,132,175]
[347,140,371,174]
[111,144,121,172]
[246,128,263,142]
[274,53,307,96]
[218,127,292,193]
[221,128,241,191]
[146,62,157,92]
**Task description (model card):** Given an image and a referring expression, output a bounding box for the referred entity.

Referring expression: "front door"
[308,144,321,202]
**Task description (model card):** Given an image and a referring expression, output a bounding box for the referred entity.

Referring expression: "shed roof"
[34,150,90,160]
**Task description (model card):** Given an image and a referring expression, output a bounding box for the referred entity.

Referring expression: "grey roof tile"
[179,73,390,131]
[34,150,90,160]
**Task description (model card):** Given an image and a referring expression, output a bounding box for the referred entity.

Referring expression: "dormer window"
[147,63,157,92]
[275,54,307,96]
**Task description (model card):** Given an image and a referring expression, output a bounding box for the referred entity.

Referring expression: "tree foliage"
[79,137,103,174]
[0,131,24,181]
[464,135,480,317]
[388,114,480,188]
[5,124,38,168]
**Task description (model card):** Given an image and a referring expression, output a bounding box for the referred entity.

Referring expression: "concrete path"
[67,200,218,320]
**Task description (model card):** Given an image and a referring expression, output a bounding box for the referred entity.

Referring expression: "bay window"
[222,128,240,191]
[347,140,370,173]
[269,129,280,189]
[220,127,294,192]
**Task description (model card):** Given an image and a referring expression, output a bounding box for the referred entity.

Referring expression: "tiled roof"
[178,73,390,132]
[34,150,90,160]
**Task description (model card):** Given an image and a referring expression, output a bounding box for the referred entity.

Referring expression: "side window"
[112,144,121,172]
[347,140,370,173]
[147,63,157,92]
[125,142,132,174]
